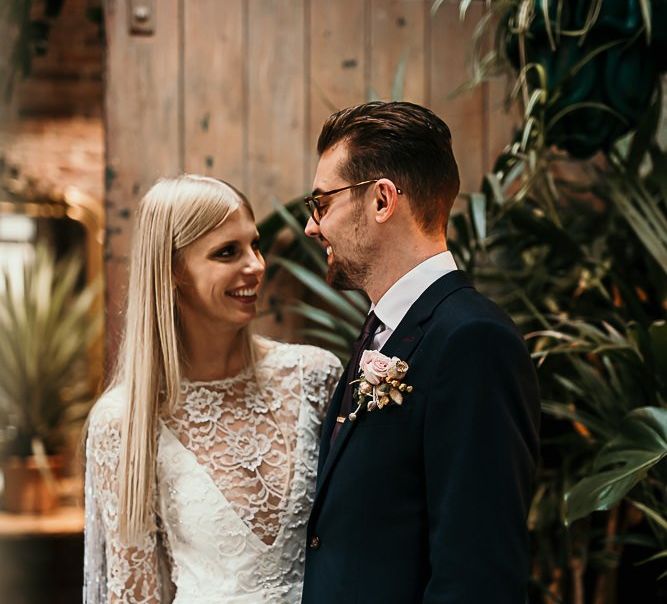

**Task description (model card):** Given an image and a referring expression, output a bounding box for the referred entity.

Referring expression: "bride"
[84,175,342,603]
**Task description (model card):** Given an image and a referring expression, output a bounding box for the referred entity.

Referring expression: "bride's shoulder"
[85,386,128,459]
[88,384,126,431]
[256,337,343,377]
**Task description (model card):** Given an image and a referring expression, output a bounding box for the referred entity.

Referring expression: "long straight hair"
[111,174,257,544]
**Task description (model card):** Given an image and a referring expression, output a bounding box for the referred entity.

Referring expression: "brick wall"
[13,0,104,117]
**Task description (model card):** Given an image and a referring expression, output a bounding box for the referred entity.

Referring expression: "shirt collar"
[370,251,458,332]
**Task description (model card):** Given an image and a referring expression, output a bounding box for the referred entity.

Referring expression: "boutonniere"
[349,350,413,421]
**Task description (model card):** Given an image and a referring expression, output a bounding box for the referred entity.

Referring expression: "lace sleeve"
[84,393,165,604]
[301,346,344,421]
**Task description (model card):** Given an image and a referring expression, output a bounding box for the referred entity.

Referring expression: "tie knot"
[360,311,382,341]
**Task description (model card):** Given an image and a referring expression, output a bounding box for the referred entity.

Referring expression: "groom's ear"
[374,179,399,224]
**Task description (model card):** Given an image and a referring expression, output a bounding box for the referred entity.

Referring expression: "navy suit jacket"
[302,271,540,604]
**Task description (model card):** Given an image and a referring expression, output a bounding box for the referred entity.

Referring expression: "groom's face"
[305,142,376,291]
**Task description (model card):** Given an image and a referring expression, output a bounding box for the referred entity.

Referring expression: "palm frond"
[0,245,101,453]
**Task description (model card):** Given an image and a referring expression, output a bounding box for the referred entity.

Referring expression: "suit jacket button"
[309,535,321,550]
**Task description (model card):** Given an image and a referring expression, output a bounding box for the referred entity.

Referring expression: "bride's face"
[174,206,265,332]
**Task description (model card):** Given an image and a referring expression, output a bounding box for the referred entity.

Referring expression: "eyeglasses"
[304,179,402,225]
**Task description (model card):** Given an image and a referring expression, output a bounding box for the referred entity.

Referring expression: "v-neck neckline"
[159,424,292,552]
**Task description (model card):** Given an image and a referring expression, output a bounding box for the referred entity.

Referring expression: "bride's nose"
[242,250,265,276]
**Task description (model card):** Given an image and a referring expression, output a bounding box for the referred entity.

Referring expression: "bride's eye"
[212,245,237,259]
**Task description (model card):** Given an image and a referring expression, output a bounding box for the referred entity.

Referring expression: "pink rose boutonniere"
[349,350,413,420]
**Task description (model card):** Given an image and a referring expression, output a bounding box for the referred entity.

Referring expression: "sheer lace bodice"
[165,357,303,546]
[84,342,342,604]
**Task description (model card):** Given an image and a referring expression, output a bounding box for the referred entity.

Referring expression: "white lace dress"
[84,342,342,604]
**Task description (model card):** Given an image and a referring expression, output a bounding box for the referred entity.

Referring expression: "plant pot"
[1,455,63,515]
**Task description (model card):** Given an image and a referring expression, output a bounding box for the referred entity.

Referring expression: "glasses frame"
[304,179,402,225]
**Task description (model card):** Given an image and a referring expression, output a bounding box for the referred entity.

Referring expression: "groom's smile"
[305,142,376,291]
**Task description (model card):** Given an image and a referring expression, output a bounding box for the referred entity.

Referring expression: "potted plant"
[0,244,101,514]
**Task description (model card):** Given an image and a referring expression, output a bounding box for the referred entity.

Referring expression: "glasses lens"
[305,198,320,224]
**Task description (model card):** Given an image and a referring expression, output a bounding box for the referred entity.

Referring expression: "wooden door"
[104,0,514,358]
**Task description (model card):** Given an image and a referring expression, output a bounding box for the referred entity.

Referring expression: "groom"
[302,101,540,603]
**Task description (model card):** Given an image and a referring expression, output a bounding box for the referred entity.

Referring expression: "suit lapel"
[313,270,475,503]
[317,373,347,476]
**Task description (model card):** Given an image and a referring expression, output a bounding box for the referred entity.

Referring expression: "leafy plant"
[433,0,667,600]
[258,199,367,361]
[0,245,101,458]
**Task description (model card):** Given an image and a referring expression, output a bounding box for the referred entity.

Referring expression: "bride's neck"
[180,323,249,382]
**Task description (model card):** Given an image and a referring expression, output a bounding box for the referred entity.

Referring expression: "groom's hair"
[317,101,460,235]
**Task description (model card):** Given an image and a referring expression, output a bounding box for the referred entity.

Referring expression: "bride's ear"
[373,179,399,224]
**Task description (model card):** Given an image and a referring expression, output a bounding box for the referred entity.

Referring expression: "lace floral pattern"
[84,392,163,604]
[84,342,342,603]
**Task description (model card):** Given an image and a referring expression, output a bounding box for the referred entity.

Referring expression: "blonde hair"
[111,174,256,543]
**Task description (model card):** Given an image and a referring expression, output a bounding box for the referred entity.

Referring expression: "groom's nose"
[304,216,320,238]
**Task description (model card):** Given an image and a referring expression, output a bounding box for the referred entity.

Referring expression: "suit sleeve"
[422,320,540,604]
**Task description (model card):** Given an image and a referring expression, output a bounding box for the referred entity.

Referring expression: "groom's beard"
[327,253,371,291]
[326,200,375,291]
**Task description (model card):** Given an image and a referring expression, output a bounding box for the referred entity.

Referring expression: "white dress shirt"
[370,251,458,350]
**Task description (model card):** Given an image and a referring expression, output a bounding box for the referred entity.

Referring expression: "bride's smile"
[173,206,265,331]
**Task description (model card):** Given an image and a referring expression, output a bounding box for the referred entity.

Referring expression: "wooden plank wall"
[104,0,514,358]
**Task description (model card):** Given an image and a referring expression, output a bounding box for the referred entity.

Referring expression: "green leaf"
[629,501,667,533]
[625,90,661,174]
[638,0,652,41]
[271,257,366,325]
[636,549,667,566]
[341,289,370,314]
[258,200,293,252]
[520,116,537,151]
[565,468,644,526]
[649,321,667,383]
[430,0,450,17]
[524,88,545,120]
[540,0,556,51]
[546,102,629,132]
[299,328,349,351]
[606,175,667,274]
[469,192,487,240]
[286,301,360,341]
[649,145,667,201]
[501,160,525,195]
[541,400,610,439]
[458,0,473,21]
[269,199,327,272]
[565,407,667,525]
[483,172,505,206]
[559,38,625,79]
